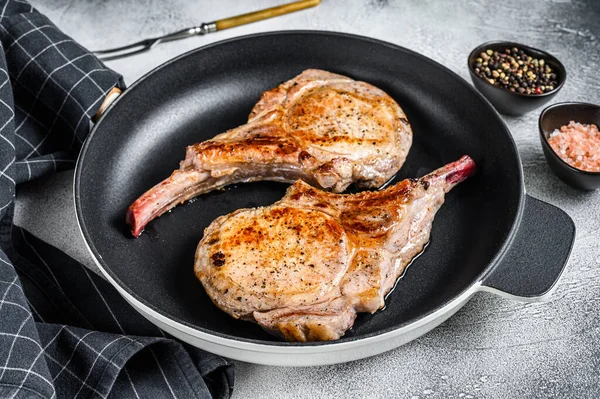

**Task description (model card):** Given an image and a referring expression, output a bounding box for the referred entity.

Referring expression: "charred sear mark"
[211,251,226,267]
[207,238,219,245]
[340,208,393,236]
[421,180,430,190]
[305,188,317,198]
[318,163,334,173]
[195,133,298,156]
[298,151,313,162]
[241,137,298,154]
[268,207,291,219]
[290,192,303,201]
[399,116,409,126]
[355,182,412,207]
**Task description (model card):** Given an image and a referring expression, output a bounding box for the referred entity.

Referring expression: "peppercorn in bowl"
[468,41,566,116]
[539,102,600,190]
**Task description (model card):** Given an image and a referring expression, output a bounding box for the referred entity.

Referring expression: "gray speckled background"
[17,0,600,397]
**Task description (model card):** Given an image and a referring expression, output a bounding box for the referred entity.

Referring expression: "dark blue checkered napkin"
[0,1,234,398]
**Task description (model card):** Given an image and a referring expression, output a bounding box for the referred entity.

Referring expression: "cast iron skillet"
[74,31,575,366]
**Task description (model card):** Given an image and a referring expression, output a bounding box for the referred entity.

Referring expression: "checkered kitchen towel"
[0,1,233,398]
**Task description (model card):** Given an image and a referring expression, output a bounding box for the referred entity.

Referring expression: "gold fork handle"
[215,0,321,31]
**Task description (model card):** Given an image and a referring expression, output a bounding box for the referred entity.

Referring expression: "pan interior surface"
[76,32,522,345]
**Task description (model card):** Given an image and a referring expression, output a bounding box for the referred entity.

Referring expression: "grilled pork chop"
[194,156,476,341]
[127,69,412,237]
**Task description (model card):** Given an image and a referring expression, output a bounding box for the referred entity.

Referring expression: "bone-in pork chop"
[127,69,412,237]
[194,156,476,341]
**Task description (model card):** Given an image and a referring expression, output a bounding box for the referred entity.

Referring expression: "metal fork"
[93,0,321,61]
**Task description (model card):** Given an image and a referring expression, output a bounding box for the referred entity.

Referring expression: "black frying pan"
[75,31,575,366]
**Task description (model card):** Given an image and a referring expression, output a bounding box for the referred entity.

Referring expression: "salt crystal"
[547,121,600,172]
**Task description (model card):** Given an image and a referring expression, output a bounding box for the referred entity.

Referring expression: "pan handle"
[93,86,123,122]
[479,194,575,302]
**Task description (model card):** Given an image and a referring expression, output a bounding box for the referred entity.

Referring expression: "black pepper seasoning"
[472,47,558,95]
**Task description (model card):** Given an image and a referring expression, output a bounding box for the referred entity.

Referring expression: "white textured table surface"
[19,1,600,398]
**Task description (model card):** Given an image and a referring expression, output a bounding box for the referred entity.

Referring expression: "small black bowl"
[539,102,600,190]
[468,41,566,116]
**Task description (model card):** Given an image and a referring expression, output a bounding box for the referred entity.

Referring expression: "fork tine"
[95,44,155,61]
[93,38,155,58]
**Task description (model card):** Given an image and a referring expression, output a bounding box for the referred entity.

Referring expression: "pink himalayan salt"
[548,121,600,172]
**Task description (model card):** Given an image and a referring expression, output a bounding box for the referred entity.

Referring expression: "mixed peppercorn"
[472,47,558,95]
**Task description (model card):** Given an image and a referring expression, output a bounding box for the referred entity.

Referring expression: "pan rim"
[74,30,525,348]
